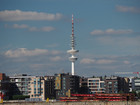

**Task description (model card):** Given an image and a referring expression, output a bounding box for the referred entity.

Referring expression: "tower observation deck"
[67,14,79,75]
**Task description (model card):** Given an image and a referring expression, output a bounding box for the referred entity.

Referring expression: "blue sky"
[0,0,140,77]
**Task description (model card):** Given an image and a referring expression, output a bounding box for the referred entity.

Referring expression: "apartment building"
[129,77,134,92]
[105,76,129,93]
[10,74,35,95]
[88,77,105,94]
[79,77,88,94]
[55,73,79,99]
[44,76,55,99]
[28,76,46,100]
[133,77,140,92]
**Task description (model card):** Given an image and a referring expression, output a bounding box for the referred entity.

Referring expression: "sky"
[0,0,140,77]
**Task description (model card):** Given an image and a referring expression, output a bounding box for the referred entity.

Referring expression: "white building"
[88,78,105,94]
[133,77,140,92]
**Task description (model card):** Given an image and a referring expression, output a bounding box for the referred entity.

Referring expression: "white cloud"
[80,58,115,64]
[29,26,55,32]
[80,58,95,64]
[96,59,116,64]
[116,5,140,13]
[123,61,130,65]
[5,48,49,57]
[4,48,62,58]
[50,56,62,61]
[41,26,55,32]
[0,10,63,21]
[90,29,133,35]
[13,24,29,29]
[6,24,55,32]
[97,36,140,47]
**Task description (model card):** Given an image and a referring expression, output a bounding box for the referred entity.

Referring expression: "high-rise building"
[55,73,79,99]
[10,74,35,95]
[87,77,105,94]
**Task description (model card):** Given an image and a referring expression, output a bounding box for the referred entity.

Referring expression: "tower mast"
[67,14,79,75]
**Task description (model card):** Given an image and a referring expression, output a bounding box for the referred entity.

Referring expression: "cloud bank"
[0,10,63,21]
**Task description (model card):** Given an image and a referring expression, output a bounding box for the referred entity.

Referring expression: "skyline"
[0,0,140,77]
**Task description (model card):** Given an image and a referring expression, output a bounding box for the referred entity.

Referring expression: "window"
[100,83,104,88]
[34,81,36,84]
[38,85,40,88]
[108,82,112,84]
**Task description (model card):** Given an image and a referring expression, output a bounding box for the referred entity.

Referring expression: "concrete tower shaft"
[67,14,79,75]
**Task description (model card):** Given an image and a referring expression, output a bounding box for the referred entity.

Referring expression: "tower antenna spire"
[67,14,79,75]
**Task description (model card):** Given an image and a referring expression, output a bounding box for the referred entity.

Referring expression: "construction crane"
[115,72,140,77]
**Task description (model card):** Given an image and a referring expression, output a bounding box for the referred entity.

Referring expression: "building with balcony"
[28,76,46,100]
[79,77,88,94]
[105,76,129,93]
[10,74,35,95]
[133,77,140,92]
[55,73,79,99]
[44,76,55,99]
[87,77,105,94]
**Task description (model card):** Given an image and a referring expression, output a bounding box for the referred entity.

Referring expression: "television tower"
[67,14,79,75]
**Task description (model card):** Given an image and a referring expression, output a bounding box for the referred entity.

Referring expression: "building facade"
[88,77,105,94]
[105,76,129,93]
[79,77,88,94]
[28,76,46,100]
[10,74,34,95]
[129,77,134,92]
[55,73,79,99]
[44,76,55,99]
[133,77,140,92]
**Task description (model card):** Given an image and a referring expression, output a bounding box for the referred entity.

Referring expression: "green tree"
[12,95,30,100]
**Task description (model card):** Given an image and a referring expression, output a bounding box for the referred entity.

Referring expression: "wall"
[2,101,140,105]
